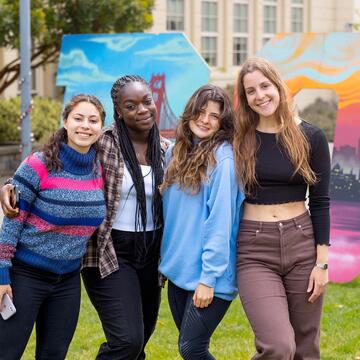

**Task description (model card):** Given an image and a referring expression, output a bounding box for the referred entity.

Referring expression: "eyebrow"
[73,112,99,117]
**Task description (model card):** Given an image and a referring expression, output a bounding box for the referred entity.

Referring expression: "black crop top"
[245,121,331,245]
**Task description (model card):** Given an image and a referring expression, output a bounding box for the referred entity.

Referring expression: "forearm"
[316,244,329,264]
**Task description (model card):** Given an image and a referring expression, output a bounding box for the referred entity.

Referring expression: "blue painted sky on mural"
[57,33,209,126]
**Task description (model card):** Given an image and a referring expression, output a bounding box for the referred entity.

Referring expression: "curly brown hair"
[160,84,235,194]
[233,57,317,195]
[42,94,106,171]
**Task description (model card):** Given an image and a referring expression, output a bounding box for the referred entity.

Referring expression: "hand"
[0,284,13,311]
[0,184,18,217]
[307,266,328,303]
[193,283,214,308]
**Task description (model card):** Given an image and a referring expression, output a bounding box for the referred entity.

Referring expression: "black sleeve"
[308,129,331,245]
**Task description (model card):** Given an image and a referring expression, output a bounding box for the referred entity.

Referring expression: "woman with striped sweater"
[0,94,106,360]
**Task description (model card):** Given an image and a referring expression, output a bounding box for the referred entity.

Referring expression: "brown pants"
[236,211,323,360]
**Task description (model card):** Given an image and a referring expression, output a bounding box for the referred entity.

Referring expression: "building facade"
[151,0,360,87]
[0,0,359,99]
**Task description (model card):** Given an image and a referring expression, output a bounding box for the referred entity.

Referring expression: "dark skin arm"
[0,184,18,217]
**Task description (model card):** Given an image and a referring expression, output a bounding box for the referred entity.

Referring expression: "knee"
[269,337,296,360]
[121,334,144,359]
[178,338,204,360]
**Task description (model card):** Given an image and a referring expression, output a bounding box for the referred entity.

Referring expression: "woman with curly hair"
[234,57,330,359]
[159,84,244,360]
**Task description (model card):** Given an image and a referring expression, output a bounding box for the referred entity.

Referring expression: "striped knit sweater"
[0,143,106,284]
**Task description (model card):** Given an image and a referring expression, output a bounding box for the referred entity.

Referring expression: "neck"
[257,116,280,133]
[127,127,150,144]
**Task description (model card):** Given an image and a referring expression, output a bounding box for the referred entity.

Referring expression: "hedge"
[0,96,62,144]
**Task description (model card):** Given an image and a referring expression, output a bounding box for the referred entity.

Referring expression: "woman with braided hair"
[80,75,170,359]
[0,75,169,359]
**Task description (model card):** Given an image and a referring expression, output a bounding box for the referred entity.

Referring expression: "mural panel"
[258,33,360,282]
[57,33,210,137]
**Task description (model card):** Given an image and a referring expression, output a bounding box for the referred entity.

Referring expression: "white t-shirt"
[112,163,155,231]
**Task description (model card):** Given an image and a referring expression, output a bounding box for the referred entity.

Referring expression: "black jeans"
[0,259,81,360]
[82,229,162,360]
[168,281,231,360]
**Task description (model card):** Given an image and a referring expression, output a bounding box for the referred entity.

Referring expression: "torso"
[243,201,307,222]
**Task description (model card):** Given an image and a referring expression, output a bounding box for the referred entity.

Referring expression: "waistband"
[240,211,311,231]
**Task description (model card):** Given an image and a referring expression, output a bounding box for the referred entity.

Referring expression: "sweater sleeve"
[308,129,331,245]
[0,154,41,284]
[199,154,242,288]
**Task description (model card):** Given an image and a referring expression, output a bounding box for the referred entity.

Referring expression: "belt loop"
[259,221,263,232]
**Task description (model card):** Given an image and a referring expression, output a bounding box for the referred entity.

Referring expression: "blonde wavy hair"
[233,57,317,195]
[160,84,235,194]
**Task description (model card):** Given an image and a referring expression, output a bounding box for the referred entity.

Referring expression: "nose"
[255,88,265,99]
[80,118,91,128]
[198,113,209,124]
[137,103,147,113]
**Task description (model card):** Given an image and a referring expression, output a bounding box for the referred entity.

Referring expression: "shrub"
[0,96,62,143]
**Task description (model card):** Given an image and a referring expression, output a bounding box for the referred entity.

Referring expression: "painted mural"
[258,33,360,282]
[56,33,209,137]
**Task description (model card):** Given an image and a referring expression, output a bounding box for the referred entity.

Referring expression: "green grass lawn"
[21,277,360,359]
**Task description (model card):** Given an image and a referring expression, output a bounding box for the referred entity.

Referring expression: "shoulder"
[214,142,234,162]
[300,120,325,139]
[160,136,173,152]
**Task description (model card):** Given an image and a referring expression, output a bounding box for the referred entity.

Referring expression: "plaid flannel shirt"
[82,123,171,278]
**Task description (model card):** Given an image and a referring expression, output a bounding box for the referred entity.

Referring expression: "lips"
[257,100,271,108]
[137,115,153,123]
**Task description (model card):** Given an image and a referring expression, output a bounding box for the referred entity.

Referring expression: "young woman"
[234,57,330,359]
[0,94,106,360]
[80,75,169,360]
[0,75,169,359]
[159,84,244,360]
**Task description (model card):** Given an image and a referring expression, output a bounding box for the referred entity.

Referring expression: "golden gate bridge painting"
[149,74,178,138]
[57,33,209,137]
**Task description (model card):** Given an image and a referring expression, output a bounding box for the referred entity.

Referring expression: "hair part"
[233,57,317,195]
[111,75,164,232]
[42,94,106,171]
[160,84,235,194]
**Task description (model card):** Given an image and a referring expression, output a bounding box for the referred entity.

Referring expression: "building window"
[233,2,248,66]
[201,1,218,66]
[233,37,247,66]
[263,1,277,43]
[291,0,303,32]
[234,2,248,33]
[166,0,185,31]
[201,1,218,32]
[201,36,217,66]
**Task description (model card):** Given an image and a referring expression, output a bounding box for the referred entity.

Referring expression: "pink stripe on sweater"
[25,154,103,190]
[25,214,97,237]
[26,155,49,180]
[41,176,103,190]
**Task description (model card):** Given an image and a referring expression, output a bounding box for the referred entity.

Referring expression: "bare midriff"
[243,201,307,222]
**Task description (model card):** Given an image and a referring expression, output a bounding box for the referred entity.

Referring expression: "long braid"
[111,75,164,232]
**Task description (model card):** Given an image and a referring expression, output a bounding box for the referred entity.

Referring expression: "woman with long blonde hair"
[160,84,244,359]
[234,57,330,359]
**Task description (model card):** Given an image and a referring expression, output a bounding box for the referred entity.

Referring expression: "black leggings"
[168,281,231,360]
[81,229,162,360]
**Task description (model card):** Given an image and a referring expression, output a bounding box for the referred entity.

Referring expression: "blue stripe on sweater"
[14,174,37,194]
[37,193,105,206]
[19,199,104,226]
[31,206,104,226]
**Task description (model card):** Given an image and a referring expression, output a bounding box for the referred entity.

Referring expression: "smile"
[76,132,92,138]
[257,100,271,107]
[137,116,153,123]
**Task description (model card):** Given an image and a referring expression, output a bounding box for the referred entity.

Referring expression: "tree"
[0,0,155,94]
[299,97,337,142]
